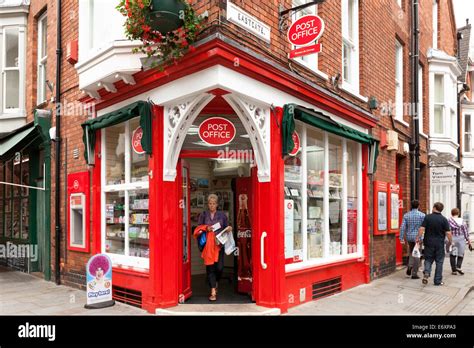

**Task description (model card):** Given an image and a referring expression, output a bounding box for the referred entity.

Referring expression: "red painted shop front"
[81,37,376,314]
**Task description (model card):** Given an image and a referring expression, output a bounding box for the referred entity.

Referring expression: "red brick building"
[0,0,460,314]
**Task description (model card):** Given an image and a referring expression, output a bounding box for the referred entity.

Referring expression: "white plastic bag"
[412,243,421,258]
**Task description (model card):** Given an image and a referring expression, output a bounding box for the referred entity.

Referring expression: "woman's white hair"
[207,194,219,203]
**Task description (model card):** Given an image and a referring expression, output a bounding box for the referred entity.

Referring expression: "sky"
[453,0,474,56]
[453,0,474,28]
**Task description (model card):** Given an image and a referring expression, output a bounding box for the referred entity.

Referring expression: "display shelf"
[106,236,125,242]
[129,237,150,246]
[106,222,125,225]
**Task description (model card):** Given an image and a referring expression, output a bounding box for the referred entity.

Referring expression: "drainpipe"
[410,0,420,201]
[457,83,470,209]
[54,0,63,285]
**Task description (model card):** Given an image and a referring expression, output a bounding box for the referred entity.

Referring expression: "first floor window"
[433,74,444,135]
[102,117,150,268]
[2,27,20,112]
[37,12,48,104]
[464,114,472,153]
[284,122,362,268]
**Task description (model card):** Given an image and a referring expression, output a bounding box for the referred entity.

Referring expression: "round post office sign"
[132,127,145,154]
[289,131,301,156]
[198,117,236,146]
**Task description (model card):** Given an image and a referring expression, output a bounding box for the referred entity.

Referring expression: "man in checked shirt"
[400,200,425,279]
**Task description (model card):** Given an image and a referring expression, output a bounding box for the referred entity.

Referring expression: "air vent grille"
[112,286,142,308]
[312,277,342,300]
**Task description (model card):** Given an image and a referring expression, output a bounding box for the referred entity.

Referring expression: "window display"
[306,128,325,260]
[284,122,363,269]
[102,117,150,267]
[1,153,30,241]
[284,144,303,263]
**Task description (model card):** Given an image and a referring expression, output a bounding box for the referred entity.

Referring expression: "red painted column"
[92,132,102,255]
[252,107,287,312]
[145,105,180,311]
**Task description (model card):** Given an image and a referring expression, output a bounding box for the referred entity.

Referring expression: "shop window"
[37,12,48,104]
[328,135,343,256]
[306,128,325,260]
[284,122,362,270]
[102,118,150,269]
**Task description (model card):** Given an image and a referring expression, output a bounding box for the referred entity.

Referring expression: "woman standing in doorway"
[448,208,472,275]
[198,194,231,301]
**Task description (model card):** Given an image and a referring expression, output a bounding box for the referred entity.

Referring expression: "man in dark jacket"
[416,202,453,286]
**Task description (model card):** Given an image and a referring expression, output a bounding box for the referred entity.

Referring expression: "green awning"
[0,125,40,160]
[81,101,152,164]
[282,104,379,172]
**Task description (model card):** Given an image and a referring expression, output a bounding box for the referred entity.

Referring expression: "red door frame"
[395,158,403,266]
[178,159,192,301]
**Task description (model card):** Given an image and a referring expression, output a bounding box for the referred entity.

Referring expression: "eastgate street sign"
[199,117,236,146]
[288,14,325,57]
[227,2,271,43]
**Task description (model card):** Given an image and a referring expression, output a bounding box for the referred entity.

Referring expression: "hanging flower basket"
[117,0,204,69]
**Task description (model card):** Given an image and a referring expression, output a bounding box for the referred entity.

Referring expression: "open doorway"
[182,158,254,304]
[177,109,256,304]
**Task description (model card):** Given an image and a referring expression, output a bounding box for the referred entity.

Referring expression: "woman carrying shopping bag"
[448,208,472,275]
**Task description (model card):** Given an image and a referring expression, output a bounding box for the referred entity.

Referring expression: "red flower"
[142,25,151,33]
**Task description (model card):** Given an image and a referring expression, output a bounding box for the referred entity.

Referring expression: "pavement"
[288,245,474,315]
[0,247,472,316]
[0,267,148,315]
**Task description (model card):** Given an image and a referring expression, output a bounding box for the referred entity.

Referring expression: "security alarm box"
[67,172,90,252]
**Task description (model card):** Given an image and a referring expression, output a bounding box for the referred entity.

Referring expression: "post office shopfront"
[78,38,377,313]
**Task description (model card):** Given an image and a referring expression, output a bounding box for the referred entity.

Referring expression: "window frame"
[285,121,363,273]
[101,119,150,270]
[37,12,48,105]
[341,0,360,93]
[395,40,404,121]
[432,0,438,49]
[432,73,445,136]
[2,26,21,114]
[290,0,322,75]
[464,113,472,154]
[418,65,425,136]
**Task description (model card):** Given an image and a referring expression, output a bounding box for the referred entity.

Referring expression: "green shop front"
[0,110,52,280]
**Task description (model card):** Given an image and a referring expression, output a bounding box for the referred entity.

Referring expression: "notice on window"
[391,193,399,230]
[378,192,387,231]
[284,199,294,259]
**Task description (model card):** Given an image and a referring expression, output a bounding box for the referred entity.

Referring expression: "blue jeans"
[423,241,445,284]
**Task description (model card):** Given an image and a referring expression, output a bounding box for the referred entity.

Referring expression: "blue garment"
[423,241,445,285]
[400,209,426,242]
[198,210,228,233]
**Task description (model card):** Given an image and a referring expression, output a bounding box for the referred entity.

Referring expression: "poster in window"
[284,199,294,259]
[391,192,399,230]
[378,192,387,231]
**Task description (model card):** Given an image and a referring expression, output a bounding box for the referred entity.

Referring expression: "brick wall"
[23,0,458,286]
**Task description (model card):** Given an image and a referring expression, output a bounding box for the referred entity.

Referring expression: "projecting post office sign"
[288,14,325,58]
[226,2,271,43]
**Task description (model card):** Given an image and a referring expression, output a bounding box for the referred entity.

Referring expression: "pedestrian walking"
[416,202,453,286]
[448,208,472,275]
[399,200,425,279]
